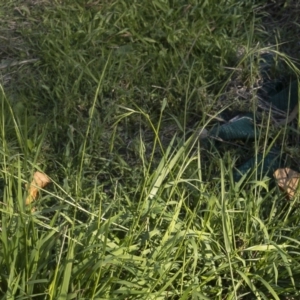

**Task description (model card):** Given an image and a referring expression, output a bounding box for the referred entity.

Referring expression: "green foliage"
[1,0,300,299]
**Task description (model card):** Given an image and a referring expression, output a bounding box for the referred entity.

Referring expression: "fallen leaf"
[26,171,51,205]
[274,168,300,199]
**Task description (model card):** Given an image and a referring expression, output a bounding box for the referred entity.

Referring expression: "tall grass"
[1,0,300,299]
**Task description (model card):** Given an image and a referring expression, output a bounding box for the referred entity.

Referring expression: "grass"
[1,0,300,299]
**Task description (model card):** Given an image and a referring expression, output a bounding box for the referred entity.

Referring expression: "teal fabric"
[209,116,255,141]
[204,61,298,181]
[233,150,282,182]
[269,80,298,112]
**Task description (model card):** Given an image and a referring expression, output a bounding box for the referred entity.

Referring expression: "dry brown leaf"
[273,168,300,199]
[26,171,51,205]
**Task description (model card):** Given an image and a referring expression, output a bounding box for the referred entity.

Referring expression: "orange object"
[274,168,300,199]
[26,171,51,205]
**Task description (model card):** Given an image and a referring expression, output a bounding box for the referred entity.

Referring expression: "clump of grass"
[1,0,300,299]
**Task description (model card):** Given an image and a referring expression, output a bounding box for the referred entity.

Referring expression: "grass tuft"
[1,0,300,299]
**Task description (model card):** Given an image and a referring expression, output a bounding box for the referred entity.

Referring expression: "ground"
[0,0,300,299]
